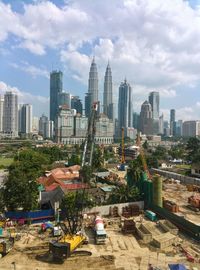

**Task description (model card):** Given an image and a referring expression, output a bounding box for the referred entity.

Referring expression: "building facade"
[50,70,63,122]
[103,63,113,121]
[18,104,32,135]
[182,121,200,137]
[149,91,159,134]
[139,101,153,135]
[3,92,18,137]
[39,114,48,137]
[71,96,83,115]
[170,109,176,136]
[58,92,71,109]
[118,79,133,137]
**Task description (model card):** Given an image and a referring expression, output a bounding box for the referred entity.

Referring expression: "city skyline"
[1,0,200,120]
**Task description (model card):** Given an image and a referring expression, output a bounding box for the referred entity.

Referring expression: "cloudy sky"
[1,0,200,120]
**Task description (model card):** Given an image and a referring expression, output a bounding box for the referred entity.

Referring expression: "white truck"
[94,216,107,244]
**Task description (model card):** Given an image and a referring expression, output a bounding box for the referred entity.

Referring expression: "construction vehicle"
[49,103,98,261]
[94,216,106,244]
[0,237,14,256]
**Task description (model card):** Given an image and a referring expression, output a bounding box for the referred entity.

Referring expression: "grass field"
[0,157,13,167]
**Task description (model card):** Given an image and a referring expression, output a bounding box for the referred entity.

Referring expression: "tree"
[79,165,92,183]
[92,146,104,169]
[68,153,81,166]
[107,185,141,204]
[3,149,49,211]
[60,191,94,233]
[127,157,143,187]
[186,137,200,162]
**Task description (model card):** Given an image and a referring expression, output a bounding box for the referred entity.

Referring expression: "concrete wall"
[137,224,152,243]
[85,201,144,216]
[151,168,200,186]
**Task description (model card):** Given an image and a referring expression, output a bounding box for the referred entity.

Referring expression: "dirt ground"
[163,182,200,225]
[0,219,199,270]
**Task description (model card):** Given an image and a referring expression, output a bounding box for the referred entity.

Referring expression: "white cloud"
[0,81,49,117]
[10,62,49,79]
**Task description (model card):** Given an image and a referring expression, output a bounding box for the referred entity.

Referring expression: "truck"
[94,216,107,244]
[145,210,157,221]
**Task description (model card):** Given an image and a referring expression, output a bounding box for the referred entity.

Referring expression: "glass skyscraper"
[103,62,113,121]
[50,70,63,122]
[118,79,133,137]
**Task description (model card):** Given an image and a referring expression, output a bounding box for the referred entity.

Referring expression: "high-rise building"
[18,104,32,134]
[71,96,83,115]
[32,117,39,134]
[103,62,113,120]
[3,92,18,137]
[118,79,133,137]
[149,92,159,119]
[39,114,48,137]
[139,101,153,135]
[50,70,63,122]
[133,112,140,130]
[182,121,200,137]
[85,58,98,117]
[176,120,183,137]
[58,92,71,109]
[149,92,159,134]
[0,96,4,132]
[44,120,54,139]
[159,114,164,134]
[170,109,176,136]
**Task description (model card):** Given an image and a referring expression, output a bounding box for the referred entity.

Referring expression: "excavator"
[49,103,98,261]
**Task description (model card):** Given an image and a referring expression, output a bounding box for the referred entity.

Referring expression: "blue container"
[0,227,3,236]
[145,210,156,221]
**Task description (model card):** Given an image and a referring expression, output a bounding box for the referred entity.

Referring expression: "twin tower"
[85,58,114,121]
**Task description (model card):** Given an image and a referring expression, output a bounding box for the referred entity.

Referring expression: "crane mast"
[81,102,98,167]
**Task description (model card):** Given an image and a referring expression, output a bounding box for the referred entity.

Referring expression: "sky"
[1,0,200,120]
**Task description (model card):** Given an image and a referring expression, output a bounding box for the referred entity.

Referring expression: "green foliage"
[168,144,184,160]
[92,146,104,169]
[68,153,81,166]
[107,185,141,204]
[3,149,49,211]
[152,146,167,160]
[103,147,115,161]
[146,156,159,168]
[36,146,67,163]
[127,157,143,187]
[79,165,92,183]
[186,137,200,163]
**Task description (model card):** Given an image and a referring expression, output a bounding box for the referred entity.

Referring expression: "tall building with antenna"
[85,58,98,117]
[103,62,114,121]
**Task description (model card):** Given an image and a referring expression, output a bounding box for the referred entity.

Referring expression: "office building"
[133,112,140,130]
[71,96,83,115]
[118,79,133,137]
[58,92,71,109]
[182,121,200,137]
[159,114,164,134]
[95,114,114,144]
[18,104,32,135]
[139,101,153,135]
[44,120,54,139]
[103,62,114,120]
[149,91,159,134]
[0,96,4,132]
[32,117,39,134]
[176,120,183,137]
[50,70,63,122]
[39,114,48,137]
[3,92,18,137]
[85,58,98,117]
[170,109,176,136]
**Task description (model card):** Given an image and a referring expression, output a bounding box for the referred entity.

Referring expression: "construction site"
[0,104,199,270]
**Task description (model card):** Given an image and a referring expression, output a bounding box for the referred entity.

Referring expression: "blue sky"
[1,0,200,120]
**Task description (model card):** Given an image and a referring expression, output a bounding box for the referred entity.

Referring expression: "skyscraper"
[103,62,113,120]
[118,79,133,137]
[85,58,98,116]
[170,109,176,136]
[149,91,159,134]
[3,92,18,137]
[149,92,159,119]
[18,104,32,134]
[139,101,153,135]
[50,70,63,122]
[71,96,83,115]
[58,92,71,109]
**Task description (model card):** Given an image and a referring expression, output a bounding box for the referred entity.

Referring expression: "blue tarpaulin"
[168,264,186,270]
